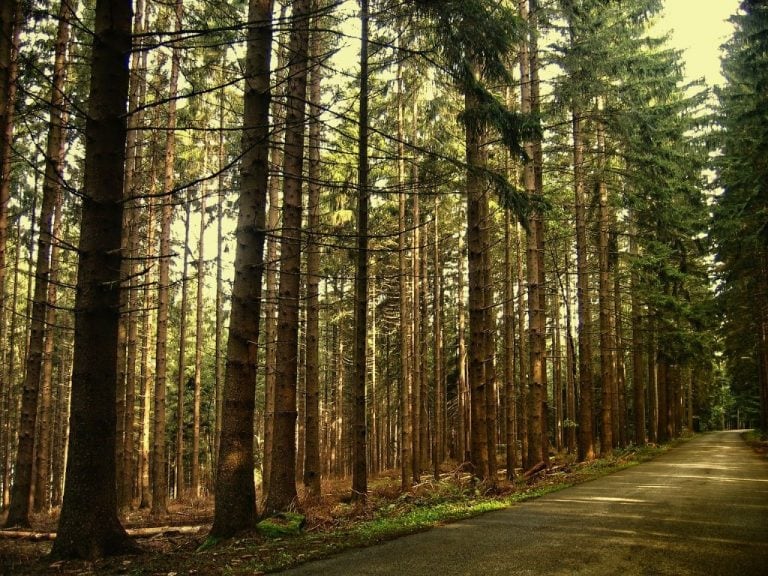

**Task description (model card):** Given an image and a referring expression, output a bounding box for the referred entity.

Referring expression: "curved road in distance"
[277,430,768,575]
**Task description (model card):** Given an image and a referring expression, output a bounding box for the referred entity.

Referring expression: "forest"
[0,0,766,563]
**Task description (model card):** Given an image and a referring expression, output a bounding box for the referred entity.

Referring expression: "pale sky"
[657,0,739,86]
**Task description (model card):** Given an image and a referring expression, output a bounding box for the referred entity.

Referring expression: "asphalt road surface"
[277,430,768,575]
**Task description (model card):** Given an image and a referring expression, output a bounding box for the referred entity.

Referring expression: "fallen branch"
[523,461,547,480]
[0,524,207,541]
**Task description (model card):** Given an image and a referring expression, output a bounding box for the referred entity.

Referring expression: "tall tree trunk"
[192,183,206,497]
[262,0,288,497]
[531,0,548,466]
[351,0,369,503]
[466,61,489,481]
[504,209,517,478]
[34,188,63,513]
[50,0,136,558]
[175,195,192,498]
[656,353,669,442]
[521,0,545,468]
[419,216,430,474]
[760,254,768,433]
[482,194,498,485]
[397,57,413,489]
[139,180,156,510]
[630,222,645,445]
[264,0,310,515]
[515,223,529,466]
[138,129,159,510]
[303,0,323,499]
[118,0,147,510]
[152,0,184,519]
[614,264,627,447]
[0,5,19,441]
[2,220,23,508]
[564,253,578,453]
[573,110,594,461]
[553,287,564,453]
[51,320,72,508]
[457,221,469,465]
[214,80,226,471]
[433,197,445,478]
[647,324,658,444]
[598,113,614,455]
[6,0,72,526]
[411,119,422,482]
[210,0,273,538]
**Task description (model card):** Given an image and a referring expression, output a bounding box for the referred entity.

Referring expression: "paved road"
[278,431,768,575]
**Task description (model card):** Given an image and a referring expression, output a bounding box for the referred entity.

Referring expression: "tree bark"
[0,0,17,509]
[303,0,323,499]
[35,187,63,513]
[116,0,145,510]
[433,197,445,477]
[0,5,18,431]
[397,56,413,489]
[630,222,646,445]
[598,112,614,455]
[573,110,594,461]
[192,182,206,497]
[262,0,288,497]
[210,0,273,538]
[521,0,546,467]
[50,0,136,559]
[351,0,369,503]
[466,61,489,481]
[504,208,517,478]
[175,194,192,498]
[264,0,311,515]
[153,0,184,519]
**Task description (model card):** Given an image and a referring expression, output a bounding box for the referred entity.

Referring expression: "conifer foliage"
[712,0,768,433]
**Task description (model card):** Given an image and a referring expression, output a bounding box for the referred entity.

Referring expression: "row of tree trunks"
[5,0,72,527]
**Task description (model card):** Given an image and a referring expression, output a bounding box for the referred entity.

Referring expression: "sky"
[656,0,740,86]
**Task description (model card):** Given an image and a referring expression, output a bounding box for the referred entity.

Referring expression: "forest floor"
[0,437,719,576]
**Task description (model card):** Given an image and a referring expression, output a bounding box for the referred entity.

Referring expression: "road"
[277,431,768,575]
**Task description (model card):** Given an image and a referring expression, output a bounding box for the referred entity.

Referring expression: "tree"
[264,0,312,515]
[51,0,137,559]
[521,0,547,468]
[351,0,370,502]
[210,0,274,538]
[303,0,324,499]
[0,2,19,499]
[396,52,413,489]
[413,0,529,481]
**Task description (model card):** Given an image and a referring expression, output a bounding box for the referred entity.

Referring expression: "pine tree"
[210,0,274,538]
[51,0,137,559]
[264,0,312,515]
